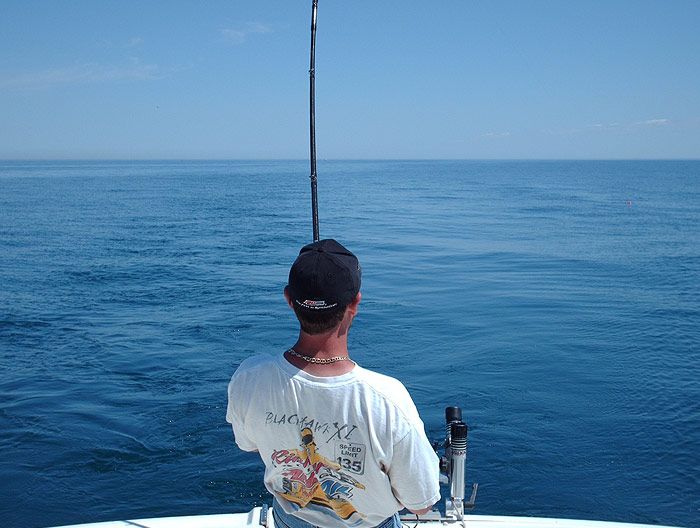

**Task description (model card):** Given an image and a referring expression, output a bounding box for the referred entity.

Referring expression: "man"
[227,239,440,528]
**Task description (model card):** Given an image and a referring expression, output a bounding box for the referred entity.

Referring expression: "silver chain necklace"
[287,348,355,365]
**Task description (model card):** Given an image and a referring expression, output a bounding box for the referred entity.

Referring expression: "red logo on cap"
[302,300,327,307]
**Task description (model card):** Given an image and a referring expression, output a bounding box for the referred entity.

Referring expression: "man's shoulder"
[354,366,419,417]
[355,365,407,394]
[233,353,278,377]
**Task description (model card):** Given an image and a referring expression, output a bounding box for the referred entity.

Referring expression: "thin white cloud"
[636,119,670,126]
[484,132,512,138]
[246,22,272,34]
[124,37,145,48]
[221,29,246,44]
[0,60,169,91]
[547,119,671,136]
[221,22,273,44]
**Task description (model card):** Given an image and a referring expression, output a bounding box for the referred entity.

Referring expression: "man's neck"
[284,330,355,377]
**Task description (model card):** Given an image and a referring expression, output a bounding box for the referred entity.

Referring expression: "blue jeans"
[272,499,401,528]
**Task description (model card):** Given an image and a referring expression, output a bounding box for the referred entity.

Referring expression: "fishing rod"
[309,0,320,242]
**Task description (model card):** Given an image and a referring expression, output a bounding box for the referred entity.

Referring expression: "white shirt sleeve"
[226,372,258,452]
[387,426,441,510]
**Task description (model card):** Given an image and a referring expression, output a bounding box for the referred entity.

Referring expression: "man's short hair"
[292,301,348,335]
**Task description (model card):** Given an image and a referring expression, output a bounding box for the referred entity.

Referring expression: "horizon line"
[2,157,699,162]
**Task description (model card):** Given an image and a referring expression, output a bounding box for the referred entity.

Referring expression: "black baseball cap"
[287,239,361,311]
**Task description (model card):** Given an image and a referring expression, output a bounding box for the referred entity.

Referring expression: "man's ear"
[284,286,294,309]
[347,292,361,316]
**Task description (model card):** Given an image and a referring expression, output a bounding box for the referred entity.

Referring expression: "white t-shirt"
[226,353,440,528]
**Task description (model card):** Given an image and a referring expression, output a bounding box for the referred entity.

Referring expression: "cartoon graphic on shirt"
[271,427,366,522]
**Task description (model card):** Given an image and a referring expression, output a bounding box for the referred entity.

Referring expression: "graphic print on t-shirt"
[270,426,367,522]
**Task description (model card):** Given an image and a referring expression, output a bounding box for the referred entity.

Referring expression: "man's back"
[227,353,440,528]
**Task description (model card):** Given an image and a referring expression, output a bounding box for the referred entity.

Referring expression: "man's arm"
[388,427,441,515]
[226,371,259,453]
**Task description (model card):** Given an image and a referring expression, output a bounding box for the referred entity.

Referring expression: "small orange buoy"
[627,201,632,205]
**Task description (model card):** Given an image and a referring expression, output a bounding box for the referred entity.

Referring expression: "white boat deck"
[49,506,682,528]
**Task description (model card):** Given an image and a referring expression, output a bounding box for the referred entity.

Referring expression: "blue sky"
[1,0,699,159]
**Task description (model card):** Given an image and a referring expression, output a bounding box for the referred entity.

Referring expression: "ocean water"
[0,160,698,528]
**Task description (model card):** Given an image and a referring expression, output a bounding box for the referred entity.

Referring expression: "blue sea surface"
[1,160,698,528]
